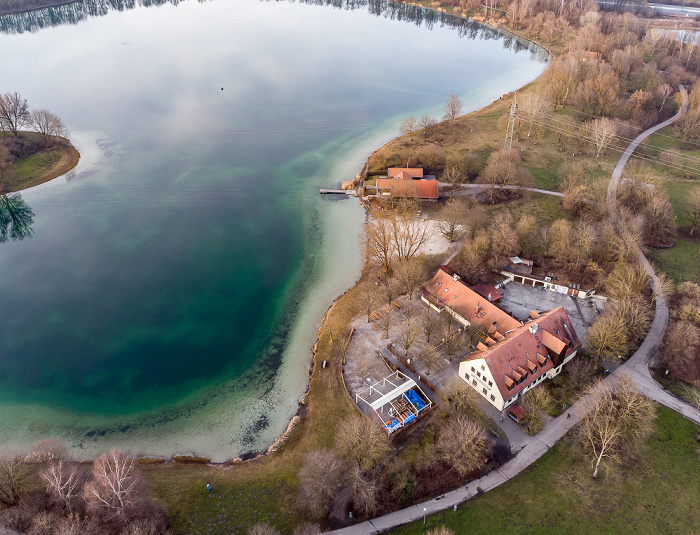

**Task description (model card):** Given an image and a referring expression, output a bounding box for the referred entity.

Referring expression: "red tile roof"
[376,179,439,200]
[388,167,424,179]
[424,269,520,336]
[461,307,579,402]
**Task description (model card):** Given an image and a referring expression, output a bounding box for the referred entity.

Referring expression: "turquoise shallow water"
[0,0,546,459]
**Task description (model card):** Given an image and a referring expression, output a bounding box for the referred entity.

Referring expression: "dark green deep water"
[0,0,546,458]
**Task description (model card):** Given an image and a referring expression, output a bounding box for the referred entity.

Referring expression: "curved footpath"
[328,85,699,535]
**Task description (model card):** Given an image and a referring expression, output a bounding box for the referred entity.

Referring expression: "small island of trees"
[0,91,79,192]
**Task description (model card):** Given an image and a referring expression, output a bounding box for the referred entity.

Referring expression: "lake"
[0,0,546,461]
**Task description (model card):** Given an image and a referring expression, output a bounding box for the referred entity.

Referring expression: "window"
[465,373,469,380]
[471,366,475,372]
[477,371,481,378]
[482,388,487,395]
[490,394,495,402]
[481,365,485,371]
[488,380,493,387]
[472,380,477,386]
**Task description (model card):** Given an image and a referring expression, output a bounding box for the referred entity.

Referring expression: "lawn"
[390,405,700,535]
[648,179,700,283]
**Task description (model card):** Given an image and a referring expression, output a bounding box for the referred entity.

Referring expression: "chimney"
[453,273,459,282]
[529,323,539,335]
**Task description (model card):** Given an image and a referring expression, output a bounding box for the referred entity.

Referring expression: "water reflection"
[0,193,33,243]
[0,0,548,60]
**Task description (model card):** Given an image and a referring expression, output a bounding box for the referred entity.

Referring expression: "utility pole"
[504,92,516,150]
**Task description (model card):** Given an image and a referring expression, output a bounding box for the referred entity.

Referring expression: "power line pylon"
[504,93,516,151]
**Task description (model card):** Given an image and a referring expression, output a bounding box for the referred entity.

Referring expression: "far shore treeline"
[0,0,541,58]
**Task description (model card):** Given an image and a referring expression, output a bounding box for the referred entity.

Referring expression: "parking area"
[497,281,604,344]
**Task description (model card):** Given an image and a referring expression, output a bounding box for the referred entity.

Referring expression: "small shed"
[508,256,534,276]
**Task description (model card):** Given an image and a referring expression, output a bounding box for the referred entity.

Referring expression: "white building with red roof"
[422,267,580,411]
[459,307,579,410]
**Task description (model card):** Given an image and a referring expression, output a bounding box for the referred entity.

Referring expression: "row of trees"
[297,408,489,520]
[0,440,167,534]
[0,91,66,140]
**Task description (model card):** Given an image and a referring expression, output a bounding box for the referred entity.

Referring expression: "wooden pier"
[319,188,356,195]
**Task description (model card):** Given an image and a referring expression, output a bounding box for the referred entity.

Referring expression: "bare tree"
[29,511,60,535]
[297,450,344,519]
[545,60,575,110]
[394,258,425,300]
[586,312,628,363]
[333,329,352,365]
[335,415,391,473]
[358,283,379,323]
[30,438,70,465]
[249,524,281,535]
[605,262,650,301]
[436,416,488,476]
[643,192,676,247]
[685,187,700,236]
[381,276,400,306]
[0,92,29,136]
[347,465,379,517]
[420,114,438,137]
[442,327,466,362]
[54,513,97,535]
[379,307,392,340]
[360,216,393,273]
[391,216,429,264]
[422,346,441,375]
[589,117,617,158]
[83,449,147,525]
[657,84,673,110]
[120,518,166,535]
[442,378,479,416]
[661,321,700,377]
[421,309,440,344]
[577,376,656,478]
[399,116,418,140]
[427,527,455,535]
[480,149,519,201]
[442,166,464,200]
[398,320,418,357]
[41,460,82,512]
[443,93,463,133]
[521,386,554,432]
[517,92,553,138]
[292,523,322,535]
[548,219,574,267]
[0,450,29,506]
[29,109,67,141]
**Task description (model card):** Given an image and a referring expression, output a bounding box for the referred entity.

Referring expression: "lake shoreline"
[214,15,554,466]
[0,1,549,464]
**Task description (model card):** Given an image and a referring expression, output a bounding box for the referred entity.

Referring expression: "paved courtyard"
[497,281,603,345]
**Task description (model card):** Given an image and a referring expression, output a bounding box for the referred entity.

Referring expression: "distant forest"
[0,0,77,15]
[0,0,546,61]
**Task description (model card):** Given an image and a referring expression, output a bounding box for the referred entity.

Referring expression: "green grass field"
[390,405,700,535]
[649,178,700,283]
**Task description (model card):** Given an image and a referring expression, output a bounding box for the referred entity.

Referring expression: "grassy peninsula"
[0,132,80,192]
